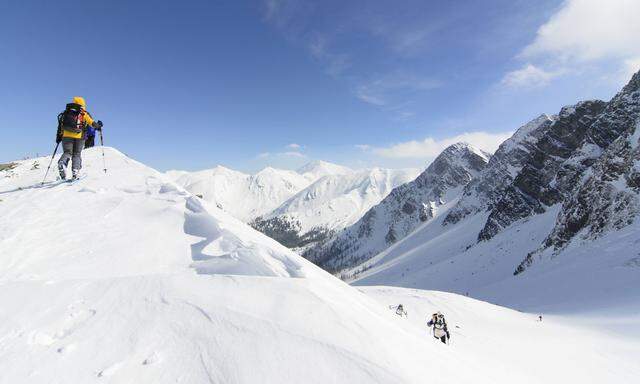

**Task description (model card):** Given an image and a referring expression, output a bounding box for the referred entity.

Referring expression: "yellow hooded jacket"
[61,96,98,139]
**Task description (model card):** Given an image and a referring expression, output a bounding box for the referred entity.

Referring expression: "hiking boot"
[58,164,66,180]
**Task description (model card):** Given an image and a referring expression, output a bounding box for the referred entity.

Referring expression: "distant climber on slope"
[427,312,450,344]
[56,97,103,180]
[389,304,408,317]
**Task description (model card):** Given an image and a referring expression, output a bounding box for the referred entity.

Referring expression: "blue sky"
[2,0,639,172]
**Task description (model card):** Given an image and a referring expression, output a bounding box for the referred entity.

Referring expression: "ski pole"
[99,129,107,173]
[41,142,60,184]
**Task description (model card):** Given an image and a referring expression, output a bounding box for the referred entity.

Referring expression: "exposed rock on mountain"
[516,70,640,273]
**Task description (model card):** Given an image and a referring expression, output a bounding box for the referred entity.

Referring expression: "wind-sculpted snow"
[184,196,307,277]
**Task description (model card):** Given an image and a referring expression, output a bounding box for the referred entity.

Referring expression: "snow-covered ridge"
[0,148,474,383]
[6,148,635,383]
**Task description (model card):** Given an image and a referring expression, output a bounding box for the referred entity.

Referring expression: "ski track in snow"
[0,148,638,383]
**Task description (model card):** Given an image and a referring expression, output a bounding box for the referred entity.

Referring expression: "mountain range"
[168,161,418,251]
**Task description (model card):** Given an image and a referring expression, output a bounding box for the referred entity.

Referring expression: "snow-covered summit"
[296,160,353,181]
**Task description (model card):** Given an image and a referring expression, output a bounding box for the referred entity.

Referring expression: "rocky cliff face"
[515,71,640,273]
[305,143,489,272]
[477,100,608,241]
[444,114,555,227]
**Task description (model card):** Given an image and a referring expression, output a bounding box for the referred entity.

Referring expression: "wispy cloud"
[504,0,640,88]
[257,143,308,160]
[261,0,444,116]
[360,131,512,159]
[501,64,561,89]
[355,72,442,106]
[256,151,306,159]
[262,0,313,32]
[262,1,350,76]
[308,34,351,76]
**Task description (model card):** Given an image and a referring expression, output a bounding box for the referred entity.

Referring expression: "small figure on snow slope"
[389,304,408,318]
[56,97,103,180]
[427,312,450,344]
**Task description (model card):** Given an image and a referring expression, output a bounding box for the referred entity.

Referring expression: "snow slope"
[351,198,640,313]
[1,148,637,383]
[362,287,640,384]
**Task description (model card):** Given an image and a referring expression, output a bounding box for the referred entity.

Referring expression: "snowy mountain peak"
[622,68,640,94]
[415,142,489,187]
[297,160,353,179]
[305,143,489,271]
[211,164,244,175]
[504,114,554,148]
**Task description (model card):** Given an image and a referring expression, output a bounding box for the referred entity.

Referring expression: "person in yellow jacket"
[56,97,103,180]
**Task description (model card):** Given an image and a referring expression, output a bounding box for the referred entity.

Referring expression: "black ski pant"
[85,135,95,148]
[58,137,85,173]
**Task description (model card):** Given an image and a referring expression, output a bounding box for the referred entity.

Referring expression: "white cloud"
[501,64,560,89]
[522,0,640,62]
[257,143,307,159]
[370,131,513,159]
[507,0,640,87]
[354,144,371,151]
